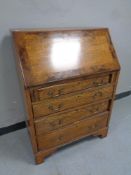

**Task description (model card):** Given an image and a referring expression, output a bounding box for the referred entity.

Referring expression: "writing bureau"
[12,28,120,164]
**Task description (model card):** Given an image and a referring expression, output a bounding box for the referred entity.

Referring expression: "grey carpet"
[0,96,131,175]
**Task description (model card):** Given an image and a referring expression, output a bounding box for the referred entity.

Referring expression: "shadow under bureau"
[12,28,120,164]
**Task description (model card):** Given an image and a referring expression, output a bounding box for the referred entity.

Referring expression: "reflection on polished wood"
[12,28,120,164]
[12,28,120,87]
[50,37,81,71]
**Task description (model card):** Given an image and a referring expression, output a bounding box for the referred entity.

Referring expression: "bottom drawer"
[37,112,108,150]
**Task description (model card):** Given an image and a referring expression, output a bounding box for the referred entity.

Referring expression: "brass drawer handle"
[48,103,63,112]
[48,88,64,98]
[92,91,103,99]
[93,80,104,86]
[89,106,100,113]
[58,119,63,125]
[48,91,53,97]
[58,135,63,141]
[88,123,99,131]
[49,119,63,130]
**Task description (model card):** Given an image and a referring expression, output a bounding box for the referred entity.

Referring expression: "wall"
[0,0,131,127]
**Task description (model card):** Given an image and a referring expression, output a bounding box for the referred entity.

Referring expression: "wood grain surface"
[12,28,120,164]
[37,112,108,150]
[32,85,113,117]
[12,28,120,87]
[35,100,109,135]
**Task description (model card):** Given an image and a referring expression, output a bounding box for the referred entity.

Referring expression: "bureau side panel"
[12,34,38,153]
[107,71,120,125]
[24,90,38,153]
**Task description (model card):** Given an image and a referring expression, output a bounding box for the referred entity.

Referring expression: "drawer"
[32,85,113,118]
[37,112,108,150]
[35,100,110,135]
[31,74,111,101]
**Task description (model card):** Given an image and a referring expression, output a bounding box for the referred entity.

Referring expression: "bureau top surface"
[12,28,120,87]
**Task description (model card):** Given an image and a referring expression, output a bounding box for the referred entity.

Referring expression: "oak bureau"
[12,28,120,164]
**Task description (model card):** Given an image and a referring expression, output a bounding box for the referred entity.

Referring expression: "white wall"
[0,0,131,127]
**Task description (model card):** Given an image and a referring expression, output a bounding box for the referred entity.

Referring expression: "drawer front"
[31,75,111,101]
[37,112,108,150]
[35,100,109,135]
[32,85,113,118]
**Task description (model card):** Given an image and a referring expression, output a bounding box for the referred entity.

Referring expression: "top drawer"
[31,74,112,102]
[32,85,113,118]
